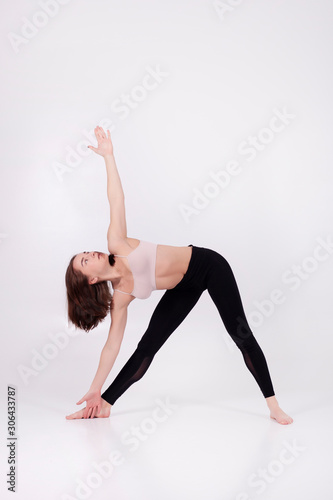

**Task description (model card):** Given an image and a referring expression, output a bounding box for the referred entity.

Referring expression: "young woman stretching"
[65,126,293,425]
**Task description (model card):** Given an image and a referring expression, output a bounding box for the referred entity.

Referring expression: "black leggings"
[101,245,275,405]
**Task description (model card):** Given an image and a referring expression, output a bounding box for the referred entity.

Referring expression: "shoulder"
[112,291,136,310]
[108,236,140,255]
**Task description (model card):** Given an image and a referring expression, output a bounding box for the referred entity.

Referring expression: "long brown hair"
[65,253,115,332]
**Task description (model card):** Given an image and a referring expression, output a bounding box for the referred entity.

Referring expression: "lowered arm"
[89,304,128,392]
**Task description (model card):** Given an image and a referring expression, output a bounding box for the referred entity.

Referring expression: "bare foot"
[265,396,293,425]
[66,398,111,420]
[269,406,293,425]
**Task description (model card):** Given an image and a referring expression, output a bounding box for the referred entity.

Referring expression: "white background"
[1,1,332,499]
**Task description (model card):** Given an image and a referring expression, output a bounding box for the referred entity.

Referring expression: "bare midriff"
[155,243,193,290]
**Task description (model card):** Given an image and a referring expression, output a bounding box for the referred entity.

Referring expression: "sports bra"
[113,240,157,299]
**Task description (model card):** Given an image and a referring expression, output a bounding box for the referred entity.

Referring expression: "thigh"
[206,251,253,345]
[137,285,204,355]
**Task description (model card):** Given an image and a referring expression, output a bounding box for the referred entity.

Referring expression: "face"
[73,251,107,284]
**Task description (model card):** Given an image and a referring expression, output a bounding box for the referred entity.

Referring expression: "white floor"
[2,1,333,498]
[4,388,332,500]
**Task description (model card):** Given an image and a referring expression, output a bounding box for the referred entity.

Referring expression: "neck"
[101,258,123,284]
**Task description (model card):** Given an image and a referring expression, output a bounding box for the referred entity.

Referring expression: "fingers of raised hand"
[95,126,106,141]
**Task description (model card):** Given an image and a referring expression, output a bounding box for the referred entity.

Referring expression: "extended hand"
[88,126,113,157]
[76,389,102,419]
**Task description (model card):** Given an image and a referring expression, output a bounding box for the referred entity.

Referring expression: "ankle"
[101,398,111,409]
[266,396,279,408]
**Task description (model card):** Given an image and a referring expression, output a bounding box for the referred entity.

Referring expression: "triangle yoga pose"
[65,126,293,425]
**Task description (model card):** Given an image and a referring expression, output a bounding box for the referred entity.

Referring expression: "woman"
[65,126,293,425]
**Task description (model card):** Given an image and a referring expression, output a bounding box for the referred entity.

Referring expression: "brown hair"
[65,253,115,332]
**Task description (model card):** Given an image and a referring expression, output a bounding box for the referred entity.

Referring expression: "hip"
[170,244,229,292]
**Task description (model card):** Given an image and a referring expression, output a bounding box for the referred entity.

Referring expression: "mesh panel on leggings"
[101,245,276,406]
[101,350,153,405]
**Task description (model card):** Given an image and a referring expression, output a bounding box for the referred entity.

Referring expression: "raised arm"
[88,126,127,242]
[105,154,127,242]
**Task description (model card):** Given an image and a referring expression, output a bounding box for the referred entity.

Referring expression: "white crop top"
[113,240,157,299]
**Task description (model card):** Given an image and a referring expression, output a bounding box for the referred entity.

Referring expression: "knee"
[136,341,156,358]
[228,320,258,349]
[234,333,259,352]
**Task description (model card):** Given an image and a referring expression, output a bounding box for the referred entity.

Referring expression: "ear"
[89,276,98,285]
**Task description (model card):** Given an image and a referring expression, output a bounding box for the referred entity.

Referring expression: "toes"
[66,407,110,420]
[66,410,84,420]
[281,416,293,425]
